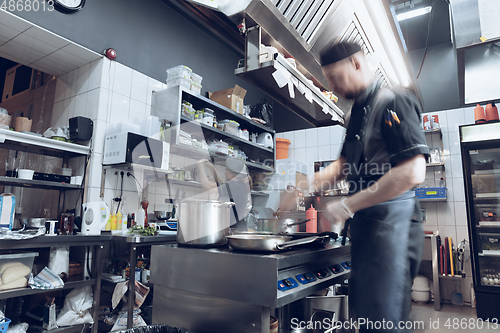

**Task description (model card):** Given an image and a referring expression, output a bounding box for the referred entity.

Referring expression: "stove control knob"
[283,278,293,287]
[304,273,313,281]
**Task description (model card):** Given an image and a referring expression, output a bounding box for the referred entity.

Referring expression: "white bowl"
[18,169,34,180]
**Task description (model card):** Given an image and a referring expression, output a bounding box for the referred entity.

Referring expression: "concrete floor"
[409,303,498,333]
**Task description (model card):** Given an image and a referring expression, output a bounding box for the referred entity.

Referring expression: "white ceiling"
[0,9,102,76]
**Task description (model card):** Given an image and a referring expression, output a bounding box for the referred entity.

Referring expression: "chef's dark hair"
[320,42,362,66]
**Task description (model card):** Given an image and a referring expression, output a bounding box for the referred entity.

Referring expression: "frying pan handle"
[285,218,314,227]
[276,235,330,250]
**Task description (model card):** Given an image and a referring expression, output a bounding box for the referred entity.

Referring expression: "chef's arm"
[196,159,224,190]
[344,154,426,214]
[311,156,347,193]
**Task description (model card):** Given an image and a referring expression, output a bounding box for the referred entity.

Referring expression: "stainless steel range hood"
[184,0,418,127]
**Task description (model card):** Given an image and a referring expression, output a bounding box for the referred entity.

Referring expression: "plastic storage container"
[202,108,214,127]
[0,251,39,290]
[415,187,446,200]
[190,82,202,95]
[190,73,202,85]
[166,65,192,79]
[0,318,11,333]
[166,76,191,91]
[0,107,10,129]
[221,120,239,136]
[411,275,430,302]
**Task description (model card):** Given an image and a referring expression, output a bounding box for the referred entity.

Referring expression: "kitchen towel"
[29,267,64,289]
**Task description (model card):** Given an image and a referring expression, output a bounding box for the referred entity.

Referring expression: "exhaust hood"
[182,0,418,127]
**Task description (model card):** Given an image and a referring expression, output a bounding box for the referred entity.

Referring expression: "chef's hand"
[324,198,354,234]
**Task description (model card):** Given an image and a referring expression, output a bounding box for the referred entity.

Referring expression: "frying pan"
[226,234,332,252]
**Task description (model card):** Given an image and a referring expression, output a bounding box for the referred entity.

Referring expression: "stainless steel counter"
[151,239,351,333]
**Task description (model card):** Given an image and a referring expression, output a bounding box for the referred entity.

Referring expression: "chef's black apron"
[341,81,427,332]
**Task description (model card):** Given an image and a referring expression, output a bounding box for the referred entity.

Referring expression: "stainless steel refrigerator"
[461,122,500,320]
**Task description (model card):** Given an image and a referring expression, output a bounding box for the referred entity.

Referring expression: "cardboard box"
[209,85,247,114]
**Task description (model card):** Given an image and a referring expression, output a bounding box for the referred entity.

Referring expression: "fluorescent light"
[397,6,432,21]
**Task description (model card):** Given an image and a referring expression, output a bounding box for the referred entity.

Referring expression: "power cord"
[114,171,124,214]
[127,171,143,191]
[416,0,438,79]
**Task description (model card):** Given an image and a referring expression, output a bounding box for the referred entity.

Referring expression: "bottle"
[485,102,499,123]
[306,205,317,233]
[122,214,128,234]
[439,177,446,187]
[116,211,122,230]
[474,104,486,124]
[105,217,111,231]
[110,213,117,230]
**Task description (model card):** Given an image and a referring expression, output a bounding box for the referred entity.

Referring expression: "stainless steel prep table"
[151,238,351,333]
[112,233,177,328]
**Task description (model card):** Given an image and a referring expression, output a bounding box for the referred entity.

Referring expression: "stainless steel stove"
[150,238,351,333]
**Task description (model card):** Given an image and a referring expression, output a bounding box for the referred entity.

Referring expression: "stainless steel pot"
[177,199,235,246]
[27,217,46,228]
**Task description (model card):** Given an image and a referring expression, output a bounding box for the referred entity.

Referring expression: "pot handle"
[276,235,330,250]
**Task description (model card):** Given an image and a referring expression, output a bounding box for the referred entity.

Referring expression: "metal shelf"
[0,176,81,190]
[0,279,95,300]
[0,129,90,158]
[0,234,112,250]
[251,191,269,197]
[181,89,274,133]
[235,54,343,127]
[170,144,274,172]
[427,162,445,167]
[424,128,442,134]
[479,251,500,257]
[41,324,89,333]
[180,116,274,154]
[419,198,448,202]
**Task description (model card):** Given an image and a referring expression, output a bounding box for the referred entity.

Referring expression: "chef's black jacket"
[340,80,430,194]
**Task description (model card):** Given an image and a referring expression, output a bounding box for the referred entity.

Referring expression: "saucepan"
[226,233,332,252]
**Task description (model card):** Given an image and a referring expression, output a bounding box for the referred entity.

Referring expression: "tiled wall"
[278,106,478,304]
[54,58,213,217]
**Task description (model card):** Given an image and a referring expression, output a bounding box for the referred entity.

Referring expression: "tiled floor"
[409,303,498,333]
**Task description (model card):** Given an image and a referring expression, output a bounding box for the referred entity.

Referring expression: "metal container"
[27,217,46,228]
[154,211,171,220]
[177,199,234,246]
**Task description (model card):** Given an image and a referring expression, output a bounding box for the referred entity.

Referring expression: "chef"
[312,42,428,332]
[197,157,252,231]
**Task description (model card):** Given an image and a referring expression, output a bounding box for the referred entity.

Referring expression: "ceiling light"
[397,6,432,21]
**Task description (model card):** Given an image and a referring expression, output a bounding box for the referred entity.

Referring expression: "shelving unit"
[0,128,90,216]
[420,128,447,200]
[0,129,90,158]
[0,235,111,333]
[151,85,276,174]
[112,234,176,329]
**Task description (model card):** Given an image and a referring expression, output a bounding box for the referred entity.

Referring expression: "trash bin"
[113,324,195,333]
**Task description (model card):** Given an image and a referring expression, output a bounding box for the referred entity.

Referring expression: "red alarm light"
[104,48,117,60]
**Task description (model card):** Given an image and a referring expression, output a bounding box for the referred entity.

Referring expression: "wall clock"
[51,0,86,13]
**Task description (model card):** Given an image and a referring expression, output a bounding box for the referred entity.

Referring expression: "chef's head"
[320,42,372,100]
